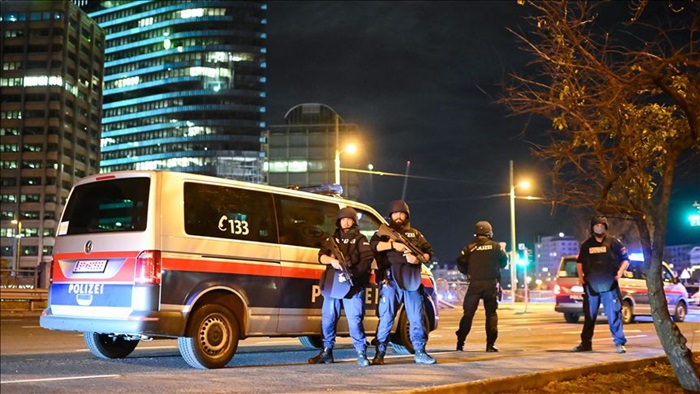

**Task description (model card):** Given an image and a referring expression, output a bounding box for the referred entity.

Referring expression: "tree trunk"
[639,160,700,391]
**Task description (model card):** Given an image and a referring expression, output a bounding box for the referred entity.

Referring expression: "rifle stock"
[326,236,354,287]
[377,224,429,264]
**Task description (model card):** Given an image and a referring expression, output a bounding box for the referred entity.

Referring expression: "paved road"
[1,303,698,393]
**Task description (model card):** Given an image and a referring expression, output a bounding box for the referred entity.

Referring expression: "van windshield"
[60,177,150,235]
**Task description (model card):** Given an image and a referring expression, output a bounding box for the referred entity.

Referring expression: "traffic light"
[517,248,532,267]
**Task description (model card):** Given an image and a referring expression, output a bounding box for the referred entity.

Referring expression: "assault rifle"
[326,236,354,287]
[377,223,429,264]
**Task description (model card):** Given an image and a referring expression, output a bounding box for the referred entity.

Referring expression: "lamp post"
[509,160,517,303]
[11,219,22,276]
[508,160,531,306]
[334,114,341,185]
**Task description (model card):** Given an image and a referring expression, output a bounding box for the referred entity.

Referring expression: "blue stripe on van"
[50,283,133,307]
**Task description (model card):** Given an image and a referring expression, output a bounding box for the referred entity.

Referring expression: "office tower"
[264,103,362,200]
[0,0,104,274]
[81,1,267,181]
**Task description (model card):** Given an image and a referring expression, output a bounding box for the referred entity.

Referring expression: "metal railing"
[0,287,48,312]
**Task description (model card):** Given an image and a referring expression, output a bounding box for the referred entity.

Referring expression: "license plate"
[73,260,108,273]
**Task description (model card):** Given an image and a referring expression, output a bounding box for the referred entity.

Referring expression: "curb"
[394,356,668,393]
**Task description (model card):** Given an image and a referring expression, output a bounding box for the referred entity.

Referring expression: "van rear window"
[61,177,150,234]
[558,257,579,278]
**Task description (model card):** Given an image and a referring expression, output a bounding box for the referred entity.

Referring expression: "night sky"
[264,1,700,263]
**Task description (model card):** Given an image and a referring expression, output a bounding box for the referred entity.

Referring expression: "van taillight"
[553,284,561,295]
[135,250,162,285]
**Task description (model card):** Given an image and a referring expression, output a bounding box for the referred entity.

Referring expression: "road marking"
[1,375,120,384]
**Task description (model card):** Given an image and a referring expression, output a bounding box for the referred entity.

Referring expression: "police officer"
[455,221,508,352]
[370,200,436,365]
[573,215,630,354]
[309,207,374,366]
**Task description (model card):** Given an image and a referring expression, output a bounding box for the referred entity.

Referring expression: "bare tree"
[500,0,700,389]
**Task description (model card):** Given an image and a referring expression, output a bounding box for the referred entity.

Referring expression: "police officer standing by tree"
[309,207,374,366]
[573,215,630,354]
[370,200,437,365]
[455,221,508,352]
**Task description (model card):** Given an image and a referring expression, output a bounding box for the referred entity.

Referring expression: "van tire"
[299,335,323,349]
[621,300,634,324]
[179,303,240,369]
[564,313,580,323]
[84,332,139,359]
[673,302,687,322]
[391,309,429,355]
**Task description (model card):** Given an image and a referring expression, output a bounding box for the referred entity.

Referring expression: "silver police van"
[40,171,438,368]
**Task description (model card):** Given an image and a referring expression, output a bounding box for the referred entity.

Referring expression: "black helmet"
[590,215,608,231]
[336,207,358,227]
[387,200,410,218]
[474,221,493,238]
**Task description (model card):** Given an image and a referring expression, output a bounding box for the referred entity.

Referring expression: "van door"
[274,195,339,334]
[174,181,281,335]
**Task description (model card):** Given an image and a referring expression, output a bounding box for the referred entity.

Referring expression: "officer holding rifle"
[310,207,374,366]
[370,200,437,365]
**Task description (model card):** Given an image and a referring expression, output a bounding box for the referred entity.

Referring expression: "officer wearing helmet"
[573,215,630,354]
[455,221,508,352]
[370,199,437,365]
[309,206,374,366]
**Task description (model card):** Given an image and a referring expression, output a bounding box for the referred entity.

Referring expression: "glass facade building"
[264,103,361,200]
[0,0,104,270]
[81,0,267,181]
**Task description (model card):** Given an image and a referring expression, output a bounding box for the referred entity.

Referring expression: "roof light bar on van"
[135,250,162,285]
[292,184,344,196]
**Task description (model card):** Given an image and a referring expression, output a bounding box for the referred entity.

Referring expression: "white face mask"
[593,224,606,235]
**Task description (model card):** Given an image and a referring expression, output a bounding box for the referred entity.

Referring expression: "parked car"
[686,284,700,307]
[554,256,689,323]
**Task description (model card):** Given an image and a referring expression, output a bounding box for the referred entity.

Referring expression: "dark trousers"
[456,280,499,346]
[580,283,627,346]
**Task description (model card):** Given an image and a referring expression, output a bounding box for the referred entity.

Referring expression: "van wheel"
[299,335,323,349]
[564,313,580,323]
[84,332,139,359]
[179,303,239,369]
[621,300,634,324]
[391,309,429,355]
[673,302,687,322]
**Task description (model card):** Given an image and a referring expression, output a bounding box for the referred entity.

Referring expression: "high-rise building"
[81,1,267,182]
[264,103,362,200]
[0,0,104,271]
[534,234,580,283]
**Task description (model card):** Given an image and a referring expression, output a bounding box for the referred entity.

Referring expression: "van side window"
[276,196,337,248]
[62,177,150,234]
[355,208,383,239]
[184,182,276,243]
[627,261,645,280]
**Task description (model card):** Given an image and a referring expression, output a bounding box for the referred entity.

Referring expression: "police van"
[554,255,688,324]
[40,170,438,369]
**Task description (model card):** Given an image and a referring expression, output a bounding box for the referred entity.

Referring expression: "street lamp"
[333,114,358,186]
[11,219,22,276]
[509,160,530,304]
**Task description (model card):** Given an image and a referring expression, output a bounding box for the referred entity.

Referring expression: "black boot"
[308,347,334,364]
[372,350,386,365]
[485,344,499,352]
[455,331,465,351]
[357,350,370,367]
